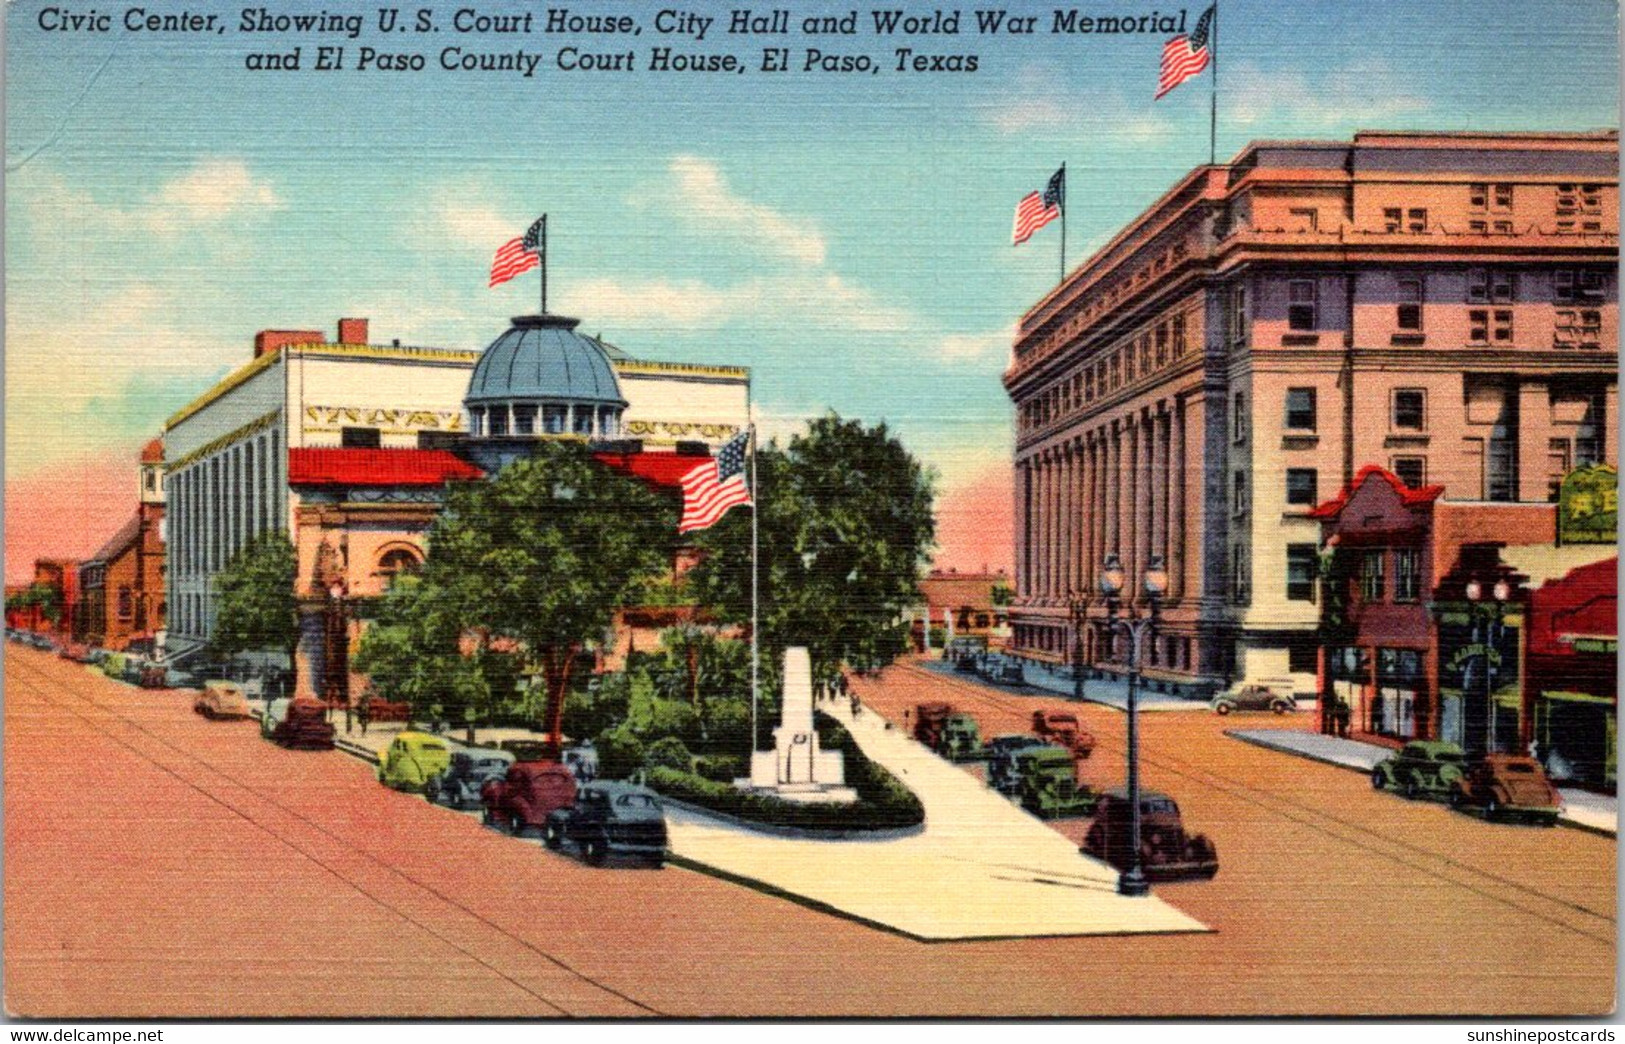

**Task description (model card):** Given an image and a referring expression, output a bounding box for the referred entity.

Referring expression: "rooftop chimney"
[254,329,325,358]
[337,317,369,345]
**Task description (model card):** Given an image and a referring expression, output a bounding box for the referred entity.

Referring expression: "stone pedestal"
[737,646,857,804]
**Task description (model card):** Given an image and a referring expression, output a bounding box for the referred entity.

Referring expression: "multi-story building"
[1005,130,1618,694]
[76,439,167,650]
[162,314,749,688]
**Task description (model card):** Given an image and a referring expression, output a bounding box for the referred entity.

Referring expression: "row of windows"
[168,429,282,582]
[1018,313,1191,431]
[1230,545,1424,607]
[468,402,623,438]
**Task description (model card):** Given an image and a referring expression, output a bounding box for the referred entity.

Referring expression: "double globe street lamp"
[1464,576,1512,759]
[1094,551,1168,897]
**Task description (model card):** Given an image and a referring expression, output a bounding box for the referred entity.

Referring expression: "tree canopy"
[211,534,300,663]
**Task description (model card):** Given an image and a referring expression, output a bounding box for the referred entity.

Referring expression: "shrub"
[644,735,694,773]
[594,726,645,780]
[693,753,745,782]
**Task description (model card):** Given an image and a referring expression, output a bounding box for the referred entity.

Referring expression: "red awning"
[287,448,484,487]
[593,450,710,490]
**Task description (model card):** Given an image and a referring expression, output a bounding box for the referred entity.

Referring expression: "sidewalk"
[1227,728,1618,836]
[663,698,1208,941]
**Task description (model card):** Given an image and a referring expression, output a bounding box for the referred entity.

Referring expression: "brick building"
[1005,130,1618,695]
[77,439,167,650]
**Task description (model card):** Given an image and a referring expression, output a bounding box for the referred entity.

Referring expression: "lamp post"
[1095,551,1167,897]
[1068,590,1090,703]
[327,580,349,733]
[1464,577,1510,757]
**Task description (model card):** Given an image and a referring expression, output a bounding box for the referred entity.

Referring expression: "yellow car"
[378,731,453,792]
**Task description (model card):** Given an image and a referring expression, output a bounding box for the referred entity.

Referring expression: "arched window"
[377,548,423,587]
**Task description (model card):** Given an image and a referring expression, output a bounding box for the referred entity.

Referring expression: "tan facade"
[1006,130,1618,693]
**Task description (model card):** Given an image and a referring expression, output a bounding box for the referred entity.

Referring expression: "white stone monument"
[737,647,857,804]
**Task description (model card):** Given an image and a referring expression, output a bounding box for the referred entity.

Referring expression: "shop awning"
[1540,690,1616,706]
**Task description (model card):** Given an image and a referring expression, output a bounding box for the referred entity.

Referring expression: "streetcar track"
[7,652,666,1016]
[883,662,1617,944]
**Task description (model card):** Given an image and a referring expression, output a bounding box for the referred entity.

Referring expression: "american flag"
[488,217,545,288]
[1156,5,1214,99]
[678,431,752,534]
[1012,167,1064,245]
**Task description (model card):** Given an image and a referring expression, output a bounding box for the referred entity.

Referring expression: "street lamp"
[1068,589,1090,703]
[327,580,349,732]
[1095,551,1167,897]
[1464,576,1510,757]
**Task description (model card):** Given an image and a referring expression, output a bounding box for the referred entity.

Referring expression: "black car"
[543,782,668,867]
[426,748,517,809]
[984,734,1051,793]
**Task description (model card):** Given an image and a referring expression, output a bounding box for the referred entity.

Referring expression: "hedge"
[642,714,923,833]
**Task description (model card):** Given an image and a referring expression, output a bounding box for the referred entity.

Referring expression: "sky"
[5,0,1619,583]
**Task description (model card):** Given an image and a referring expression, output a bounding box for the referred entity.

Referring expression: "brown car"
[1031,710,1096,759]
[1082,788,1218,881]
[1451,754,1564,825]
[481,761,578,836]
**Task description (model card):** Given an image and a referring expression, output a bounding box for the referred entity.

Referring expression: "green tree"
[409,441,674,748]
[687,411,935,691]
[211,534,300,667]
[6,583,62,626]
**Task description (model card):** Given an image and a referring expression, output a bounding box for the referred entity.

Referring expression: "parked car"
[985,734,1051,793]
[1031,710,1096,759]
[194,680,251,720]
[979,657,1025,685]
[1011,745,1097,818]
[912,702,955,748]
[939,712,985,762]
[378,731,454,792]
[269,697,336,750]
[1211,685,1297,716]
[100,652,129,680]
[137,661,169,688]
[1451,754,1563,825]
[57,641,90,662]
[543,781,668,867]
[944,636,987,665]
[1082,788,1219,881]
[1372,740,1467,800]
[427,748,516,809]
[482,760,577,836]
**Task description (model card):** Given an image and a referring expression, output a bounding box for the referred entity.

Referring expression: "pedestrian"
[1332,694,1351,738]
[849,693,861,718]
[357,692,372,735]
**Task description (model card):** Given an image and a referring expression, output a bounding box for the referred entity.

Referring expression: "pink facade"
[1005,130,1618,692]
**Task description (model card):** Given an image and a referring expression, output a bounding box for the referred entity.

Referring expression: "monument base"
[732,778,859,805]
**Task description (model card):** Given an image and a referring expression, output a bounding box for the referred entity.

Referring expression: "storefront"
[1522,556,1617,791]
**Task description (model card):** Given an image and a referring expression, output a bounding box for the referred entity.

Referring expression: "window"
[1155,323,1169,366]
[1469,184,1487,210]
[1232,471,1248,516]
[1396,278,1423,331]
[487,408,509,437]
[1555,309,1603,348]
[1493,309,1514,343]
[1469,309,1489,344]
[1555,268,1605,303]
[1285,387,1318,432]
[1288,280,1318,331]
[145,469,158,492]
[1392,389,1426,431]
[1173,314,1187,355]
[1084,370,1095,401]
[1547,438,1572,501]
[377,548,422,587]
[572,406,593,436]
[117,587,133,620]
[1383,207,1403,232]
[1231,546,1250,604]
[1467,268,1514,303]
[1493,220,1514,235]
[1360,551,1385,601]
[1393,549,1421,603]
[1406,208,1428,233]
[1286,468,1318,507]
[512,404,537,435]
[1492,184,1514,210]
[1286,545,1318,602]
[1289,208,1319,231]
[1469,219,1488,234]
[543,404,568,434]
[1229,284,1247,346]
[340,426,381,449]
[599,407,620,436]
[1233,392,1247,441]
[1392,457,1426,489]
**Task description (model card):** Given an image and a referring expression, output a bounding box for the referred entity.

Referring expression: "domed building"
[464,313,628,443]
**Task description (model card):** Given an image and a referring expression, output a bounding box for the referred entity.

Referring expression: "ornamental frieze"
[303,405,466,433]
[624,420,741,440]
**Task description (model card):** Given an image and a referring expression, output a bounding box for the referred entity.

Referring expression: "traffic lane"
[853,664,1616,1012]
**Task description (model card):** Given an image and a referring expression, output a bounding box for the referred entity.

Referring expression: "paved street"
[5,645,1616,1018]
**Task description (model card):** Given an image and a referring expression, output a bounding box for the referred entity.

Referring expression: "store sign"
[1557,464,1618,545]
[1565,636,1619,654]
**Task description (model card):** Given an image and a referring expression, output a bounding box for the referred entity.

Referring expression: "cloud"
[145,159,281,231]
[932,324,1016,364]
[659,156,828,266]
[436,198,518,251]
[1224,60,1429,130]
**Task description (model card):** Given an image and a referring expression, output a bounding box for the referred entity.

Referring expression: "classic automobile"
[1451,754,1564,825]
[57,641,90,662]
[427,748,517,809]
[137,661,169,688]
[269,697,336,750]
[1012,745,1097,818]
[482,760,578,836]
[194,680,251,720]
[1211,685,1297,715]
[912,702,955,748]
[938,712,985,762]
[1082,788,1219,881]
[378,731,454,792]
[544,782,669,867]
[979,657,1026,685]
[1031,710,1096,759]
[100,652,129,680]
[1372,740,1468,799]
[985,734,1051,793]
[944,636,988,665]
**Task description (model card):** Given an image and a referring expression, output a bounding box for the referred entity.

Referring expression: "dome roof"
[465,314,627,408]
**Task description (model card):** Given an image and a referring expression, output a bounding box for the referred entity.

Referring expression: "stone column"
[1173,399,1188,602]
[1183,392,1208,605]
[1126,417,1140,590]
[1038,452,1051,599]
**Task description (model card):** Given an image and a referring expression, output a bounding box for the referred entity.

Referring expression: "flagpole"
[1059,162,1067,285]
[540,213,548,314]
[1209,3,1219,167]
[747,403,760,755]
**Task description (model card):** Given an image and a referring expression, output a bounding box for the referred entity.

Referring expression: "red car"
[1082,788,1219,881]
[1451,754,1564,825]
[481,761,577,836]
[1032,710,1096,759]
[269,697,336,750]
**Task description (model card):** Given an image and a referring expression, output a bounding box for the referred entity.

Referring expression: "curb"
[1224,730,1617,838]
[660,795,925,842]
